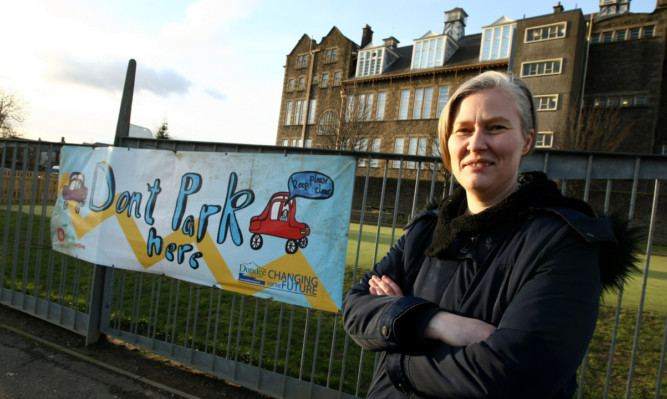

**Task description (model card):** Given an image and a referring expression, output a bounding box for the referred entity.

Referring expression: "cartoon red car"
[62,172,88,213]
[249,192,310,254]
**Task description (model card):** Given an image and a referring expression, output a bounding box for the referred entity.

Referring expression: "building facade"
[276,0,667,163]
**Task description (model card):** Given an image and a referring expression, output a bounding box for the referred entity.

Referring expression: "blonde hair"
[438,71,537,170]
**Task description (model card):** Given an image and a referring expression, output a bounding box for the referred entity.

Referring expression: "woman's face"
[448,88,533,210]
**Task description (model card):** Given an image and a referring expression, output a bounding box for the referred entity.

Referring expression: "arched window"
[317,110,338,136]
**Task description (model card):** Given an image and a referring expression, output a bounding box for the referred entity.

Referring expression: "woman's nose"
[467,128,488,152]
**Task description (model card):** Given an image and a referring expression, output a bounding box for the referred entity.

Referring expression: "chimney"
[554,2,564,13]
[599,0,631,15]
[444,8,468,42]
[361,25,373,48]
[383,36,399,49]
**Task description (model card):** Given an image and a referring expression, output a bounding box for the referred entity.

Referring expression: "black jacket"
[342,172,639,399]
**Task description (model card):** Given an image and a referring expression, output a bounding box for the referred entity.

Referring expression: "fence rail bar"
[1,138,666,399]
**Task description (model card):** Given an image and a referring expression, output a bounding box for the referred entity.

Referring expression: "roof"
[344,32,500,84]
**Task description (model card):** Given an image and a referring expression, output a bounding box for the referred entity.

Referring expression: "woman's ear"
[522,129,535,154]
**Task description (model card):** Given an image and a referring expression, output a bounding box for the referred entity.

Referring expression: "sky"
[1,0,659,146]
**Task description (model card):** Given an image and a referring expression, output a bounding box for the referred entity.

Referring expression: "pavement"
[0,304,269,399]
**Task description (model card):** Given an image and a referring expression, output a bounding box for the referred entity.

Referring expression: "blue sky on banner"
[2,0,657,146]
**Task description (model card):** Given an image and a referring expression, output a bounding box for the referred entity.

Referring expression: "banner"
[50,146,356,312]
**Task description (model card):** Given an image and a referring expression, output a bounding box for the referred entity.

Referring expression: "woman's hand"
[369,275,404,296]
[425,311,497,347]
[369,275,494,346]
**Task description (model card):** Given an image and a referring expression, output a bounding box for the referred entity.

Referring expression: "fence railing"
[1,138,665,398]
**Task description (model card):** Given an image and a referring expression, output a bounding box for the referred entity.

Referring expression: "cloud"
[136,64,192,96]
[45,55,126,92]
[204,87,227,100]
[45,54,196,97]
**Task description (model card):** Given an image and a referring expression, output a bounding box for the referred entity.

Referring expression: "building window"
[282,139,288,147]
[326,48,337,63]
[412,88,434,119]
[590,34,600,44]
[615,30,626,41]
[525,22,566,42]
[284,102,293,125]
[376,92,386,121]
[436,86,449,118]
[290,139,301,147]
[586,94,648,108]
[643,25,655,38]
[431,138,441,169]
[418,137,428,166]
[536,132,553,148]
[406,137,428,169]
[360,93,374,121]
[298,77,305,91]
[398,90,410,120]
[297,54,309,68]
[406,137,418,169]
[423,88,433,119]
[322,73,329,88]
[357,138,369,167]
[392,138,405,168]
[345,95,354,122]
[288,79,294,91]
[481,24,513,61]
[370,138,381,167]
[317,110,338,136]
[357,48,384,77]
[334,71,341,86]
[307,99,317,124]
[413,89,424,119]
[312,75,319,85]
[294,100,305,125]
[629,28,640,39]
[521,59,562,77]
[535,94,558,111]
[412,36,445,69]
[305,139,312,148]
[346,94,375,122]
[602,31,613,43]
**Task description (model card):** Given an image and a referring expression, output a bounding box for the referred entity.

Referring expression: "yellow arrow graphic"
[63,185,339,312]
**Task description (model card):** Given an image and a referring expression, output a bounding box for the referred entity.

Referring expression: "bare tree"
[0,89,27,138]
[155,118,172,140]
[556,105,633,152]
[316,92,380,151]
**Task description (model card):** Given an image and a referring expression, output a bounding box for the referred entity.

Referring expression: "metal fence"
[0,138,665,398]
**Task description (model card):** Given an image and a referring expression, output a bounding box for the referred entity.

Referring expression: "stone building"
[276,0,667,164]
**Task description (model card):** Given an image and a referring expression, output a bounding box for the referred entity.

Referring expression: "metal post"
[87,59,136,345]
[114,59,137,147]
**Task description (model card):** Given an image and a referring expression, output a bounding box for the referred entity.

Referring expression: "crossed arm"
[369,275,496,347]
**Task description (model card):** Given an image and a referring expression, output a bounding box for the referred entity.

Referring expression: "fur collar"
[425,172,583,258]
[424,171,640,293]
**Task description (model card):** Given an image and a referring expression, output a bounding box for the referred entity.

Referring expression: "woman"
[342,71,638,398]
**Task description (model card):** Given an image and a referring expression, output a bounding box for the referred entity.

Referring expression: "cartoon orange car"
[62,172,88,213]
[249,192,310,254]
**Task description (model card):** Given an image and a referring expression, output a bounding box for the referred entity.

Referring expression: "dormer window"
[356,43,397,78]
[480,19,515,61]
[357,48,384,77]
[412,33,446,69]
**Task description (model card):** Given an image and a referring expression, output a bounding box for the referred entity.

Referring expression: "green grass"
[1,209,666,397]
[603,253,667,312]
